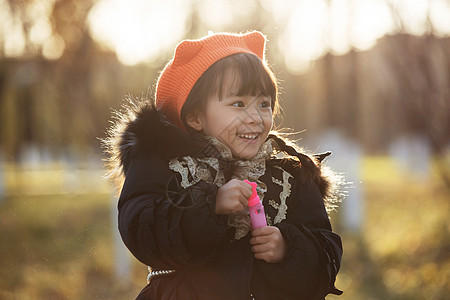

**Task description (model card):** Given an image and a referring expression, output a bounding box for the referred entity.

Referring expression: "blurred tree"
[0,0,448,187]
[0,0,124,160]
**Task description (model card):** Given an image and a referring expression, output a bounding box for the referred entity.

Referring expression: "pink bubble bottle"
[244,180,267,230]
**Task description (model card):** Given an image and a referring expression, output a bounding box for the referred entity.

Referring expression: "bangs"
[208,54,277,104]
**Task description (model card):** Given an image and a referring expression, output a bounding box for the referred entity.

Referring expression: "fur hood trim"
[102,97,201,190]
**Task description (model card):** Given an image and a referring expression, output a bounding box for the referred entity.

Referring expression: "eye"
[259,100,271,108]
[232,101,245,107]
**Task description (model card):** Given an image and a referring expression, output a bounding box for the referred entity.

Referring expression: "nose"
[243,104,263,125]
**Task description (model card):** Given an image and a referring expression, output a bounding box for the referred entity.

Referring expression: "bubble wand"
[244,180,267,229]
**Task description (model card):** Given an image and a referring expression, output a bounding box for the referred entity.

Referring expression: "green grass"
[328,156,450,300]
[0,157,449,299]
[0,193,147,300]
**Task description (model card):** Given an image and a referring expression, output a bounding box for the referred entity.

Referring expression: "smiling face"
[182,53,278,159]
[189,89,273,159]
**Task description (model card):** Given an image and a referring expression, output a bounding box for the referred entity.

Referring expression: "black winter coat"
[106,101,343,300]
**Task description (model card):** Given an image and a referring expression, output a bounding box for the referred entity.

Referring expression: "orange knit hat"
[155,31,267,130]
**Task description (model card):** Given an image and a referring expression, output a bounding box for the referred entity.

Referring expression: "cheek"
[217,111,239,130]
[262,112,273,129]
[205,112,237,137]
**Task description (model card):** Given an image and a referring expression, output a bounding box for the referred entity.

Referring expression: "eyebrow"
[223,93,269,102]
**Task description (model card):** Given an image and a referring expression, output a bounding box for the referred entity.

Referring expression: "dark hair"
[180,53,279,130]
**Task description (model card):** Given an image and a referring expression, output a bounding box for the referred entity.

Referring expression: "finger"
[233,194,247,209]
[227,187,248,208]
[233,202,246,213]
[253,251,274,263]
[224,199,245,214]
[250,235,270,245]
[251,226,273,237]
[240,181,253,199]
[251,243,272,253]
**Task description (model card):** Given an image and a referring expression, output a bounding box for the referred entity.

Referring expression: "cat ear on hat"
[172,39,204,68]
[243,31,266,60]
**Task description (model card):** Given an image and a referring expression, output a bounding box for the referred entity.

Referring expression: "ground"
[0,156,448,299]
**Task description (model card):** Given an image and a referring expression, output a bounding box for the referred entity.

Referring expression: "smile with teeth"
[238,133,260,139]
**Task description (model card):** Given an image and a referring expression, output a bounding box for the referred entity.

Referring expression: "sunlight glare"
[283,0,328,74]
[350,0,394,51]
[3,15,26,57]
[88,0,189,65]
[0,0,25,57]
[329,0,352,55]
[0,0,57,58]
[26,1,55,48]
[42,34,65,60]
[30,17,52,46]
[26,0,55,27]
[260,0,294,24]
[198,0,232,29]
[389,0,430,35]
[429,0,450,36]
[281,0,402,73]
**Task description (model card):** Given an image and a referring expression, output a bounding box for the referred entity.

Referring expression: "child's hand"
[250,226,287,263]
[215,179,252,215]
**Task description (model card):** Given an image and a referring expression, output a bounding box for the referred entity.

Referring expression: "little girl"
[105,31,343,299]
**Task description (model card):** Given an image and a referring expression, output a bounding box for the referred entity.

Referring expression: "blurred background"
[0,0,449,299]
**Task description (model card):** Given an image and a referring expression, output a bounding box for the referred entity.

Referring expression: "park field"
[0,156,448,300]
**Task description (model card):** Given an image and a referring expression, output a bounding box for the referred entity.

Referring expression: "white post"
[389,135,431,181]
[111,193,131,283]
[0,155,4,203]
[317,130,365,233]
